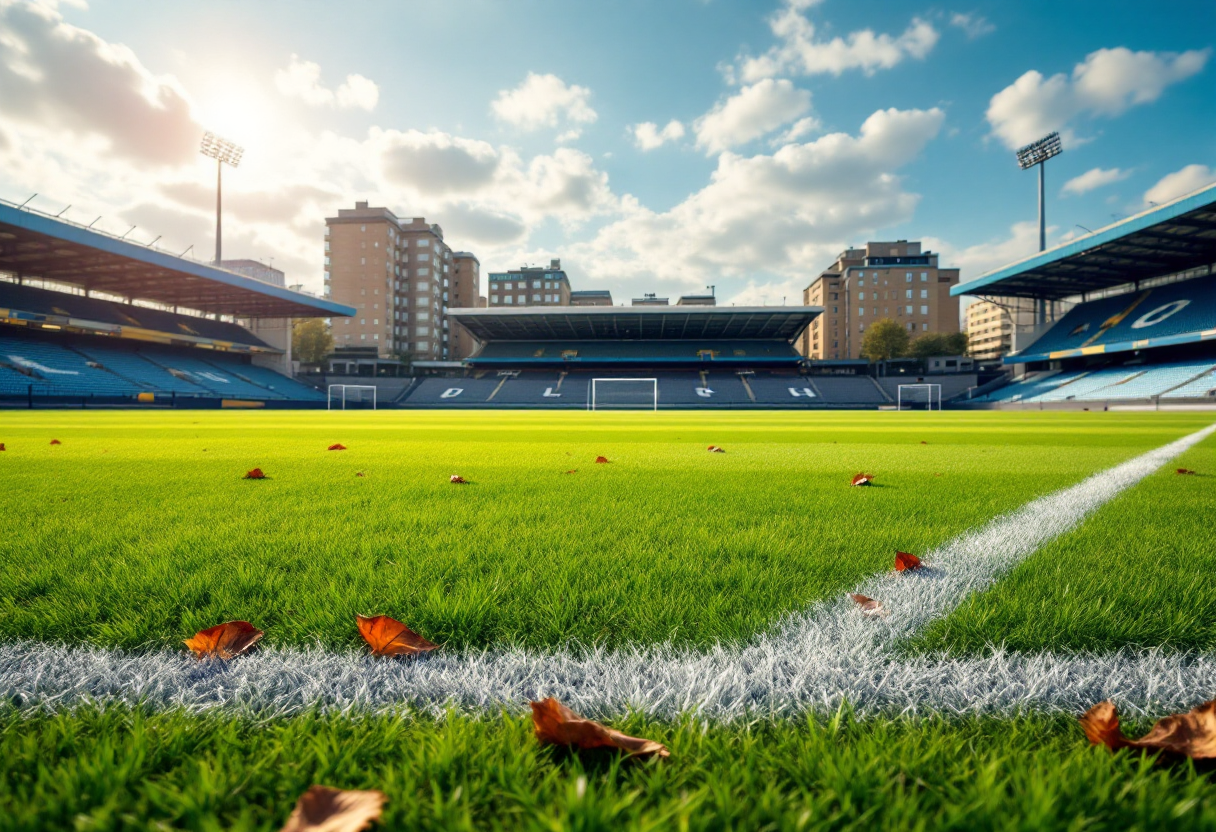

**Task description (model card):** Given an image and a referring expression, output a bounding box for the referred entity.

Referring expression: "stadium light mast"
[199,131,244,266]
[1015,131,1062,324]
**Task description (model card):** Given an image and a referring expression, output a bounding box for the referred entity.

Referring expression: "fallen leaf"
[850,593,888,617]
[1081,700,1216,759]
[851,472,874,487]
[355,471,366,477]
[328,443,347,451]
[564,469,578,474]
[595,456,609,464]
[920,441,928,445]
[0,443,5,451]
[894,551,922,571]
[50,439,61,445]
[707,445,725,453]
[530,697,669,758]
[280,785,386,832]
[245,468,266,479]
[184,620,263,660]
[934,472,942,477]
[355,614,438,657]
[1177,468,1197,476]
[450,474,467,484]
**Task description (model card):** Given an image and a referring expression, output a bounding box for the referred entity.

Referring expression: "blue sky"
[0,0,1212,306]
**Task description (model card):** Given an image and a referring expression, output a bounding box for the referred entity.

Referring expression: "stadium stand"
[470,339,801,366]
[1162,366,1216,399]
[0,332,143,396]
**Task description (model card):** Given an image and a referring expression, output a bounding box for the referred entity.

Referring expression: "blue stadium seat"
[135,348,287,399]
[0,334,141,396]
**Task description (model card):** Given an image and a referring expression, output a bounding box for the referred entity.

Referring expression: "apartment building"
[799,241,960,360]
[570,290,613,306]
[965,299,1013,361]
[487,260,570,306]
[450,251,481,359]
[325,202,470,361]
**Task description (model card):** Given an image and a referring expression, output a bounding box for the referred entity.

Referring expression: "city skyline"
[0,0,1212,309]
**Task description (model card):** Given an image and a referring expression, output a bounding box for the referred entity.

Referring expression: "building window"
[373,318,378,325]
[858,292,865,300]
[416,341,430,350]
[360,225,366,232]
[532,280,541,289]
[505,295,514,304]
[491,296,500,304]
[360,257,365,265]
[858,308,864,317]
[858,278,865,286]
[532,293,541,301]
[360,318,365,325]
[417,253,430,262]
[921,273,928,282]
[418,239,430,247]
[504,282,512,290]
[907,322,914,331]
[417,282,429,292]
[906,305,913,314]
[922,323,928,331]
[920,305,929,315]
[416,311,430,321]
[416,326,430,336]
[920,289,928,299]
[905,290,912,299]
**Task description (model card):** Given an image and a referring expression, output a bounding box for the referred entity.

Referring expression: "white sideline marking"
[2,423,1213,720]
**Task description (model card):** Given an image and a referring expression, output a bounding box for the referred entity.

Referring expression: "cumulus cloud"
[1143,164,1216,206]
[738,0,938,82]
[491,73,597,131]
[1061,166,1131,197]
[274,54,379,110]
[0,0,199,165]
[522,148,617,220]
[987,47,1210,149]
[949,13,995,40]
[377,130,502,194]
[694,79,812,154]
[631,119,685,151]
[571,107,945,298]
[925,221,1048,285]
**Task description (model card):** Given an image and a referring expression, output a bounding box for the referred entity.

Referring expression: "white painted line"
[1,423,1212,720]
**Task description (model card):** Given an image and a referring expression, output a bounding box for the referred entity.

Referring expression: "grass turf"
[4,706,1216,831]
[0,410,1209,652]
[914,433,1216,655]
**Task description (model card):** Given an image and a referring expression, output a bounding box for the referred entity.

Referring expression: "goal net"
[328,384,378,410]
[588,378,658,411]
[897,383,942,411]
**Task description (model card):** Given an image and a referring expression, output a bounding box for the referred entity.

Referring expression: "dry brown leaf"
[184,620,264,660]
[920,440,928,445]
[50,439,61,445]
[595,456,609,464]
[894,551,922,572]
[355,614,438,657]
[530,697,669,757]
[450,474,467,484]
[245,468,266,479]
[0,443,5,451]
[279,785,386,832]
[329,443,347,451]
[1081,700,1216,759]
[355,471,366,477]
[707,445,725,453]
[850,593,888,617]
[851,472,874,486]
[1177,468,1197,475]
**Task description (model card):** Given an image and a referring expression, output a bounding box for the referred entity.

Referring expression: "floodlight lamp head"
[1015,131,1062,170]
[199,131,244,167]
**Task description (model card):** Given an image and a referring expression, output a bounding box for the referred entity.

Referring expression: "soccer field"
[2,409,1215,830]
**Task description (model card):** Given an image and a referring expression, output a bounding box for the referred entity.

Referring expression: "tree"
[860,318,909,362]
[292,318,334,365]
[908,331,969,359]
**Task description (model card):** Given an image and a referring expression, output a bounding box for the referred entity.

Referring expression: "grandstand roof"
[0,200,355,318]
[447,306,821,342]
[952,182,1216,301]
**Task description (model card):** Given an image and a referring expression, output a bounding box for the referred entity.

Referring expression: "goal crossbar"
[588,377,658,411]
[896,383,942,411]
[328,384,378,410]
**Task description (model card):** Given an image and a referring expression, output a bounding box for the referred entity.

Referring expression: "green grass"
[4,706,1216,831]
[0,410,1209,652]
[915,433,1216,655]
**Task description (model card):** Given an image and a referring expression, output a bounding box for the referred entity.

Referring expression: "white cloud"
[694,79,811,154]
[0,0,199,165]
[1143,164,1216,206]
[555,128,583,144]
[1060,166,1131,196]
[925,221,1049,286]
[770,116,821,146]
[987,47,1210,149]
[274,54,379,111]
[571,107,945,299]
[491,73,597,132]
[739,0,938,81]
[631,120,685,151]
[949,12,995,40]
[377,130,502,195]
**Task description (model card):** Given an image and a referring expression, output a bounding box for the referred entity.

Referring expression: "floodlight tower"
[199,131,244,265]
[1015,131,1062,323]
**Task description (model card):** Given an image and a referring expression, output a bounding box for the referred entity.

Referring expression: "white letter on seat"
[695,387,714,398]
[543,387,561,397]
[440,388,464,398]
[788,387,816,398]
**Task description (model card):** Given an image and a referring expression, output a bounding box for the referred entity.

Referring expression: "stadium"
[3,6,1216,829]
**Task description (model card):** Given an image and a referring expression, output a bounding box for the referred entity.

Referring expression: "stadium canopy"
[952,182,1216,301]
[0,200,354,318]
[447,306,821,342]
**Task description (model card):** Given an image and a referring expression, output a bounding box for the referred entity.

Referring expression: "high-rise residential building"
[325,202,469,361]
[487,259,570,306]
[570,289,613,306]
[965,299,1013,361]
[799,241,960,360]
[450,251,480,359]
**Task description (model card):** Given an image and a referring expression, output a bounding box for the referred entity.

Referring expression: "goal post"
[588,378,658,411]
[327,384,378,410]
[897,383,942,411]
